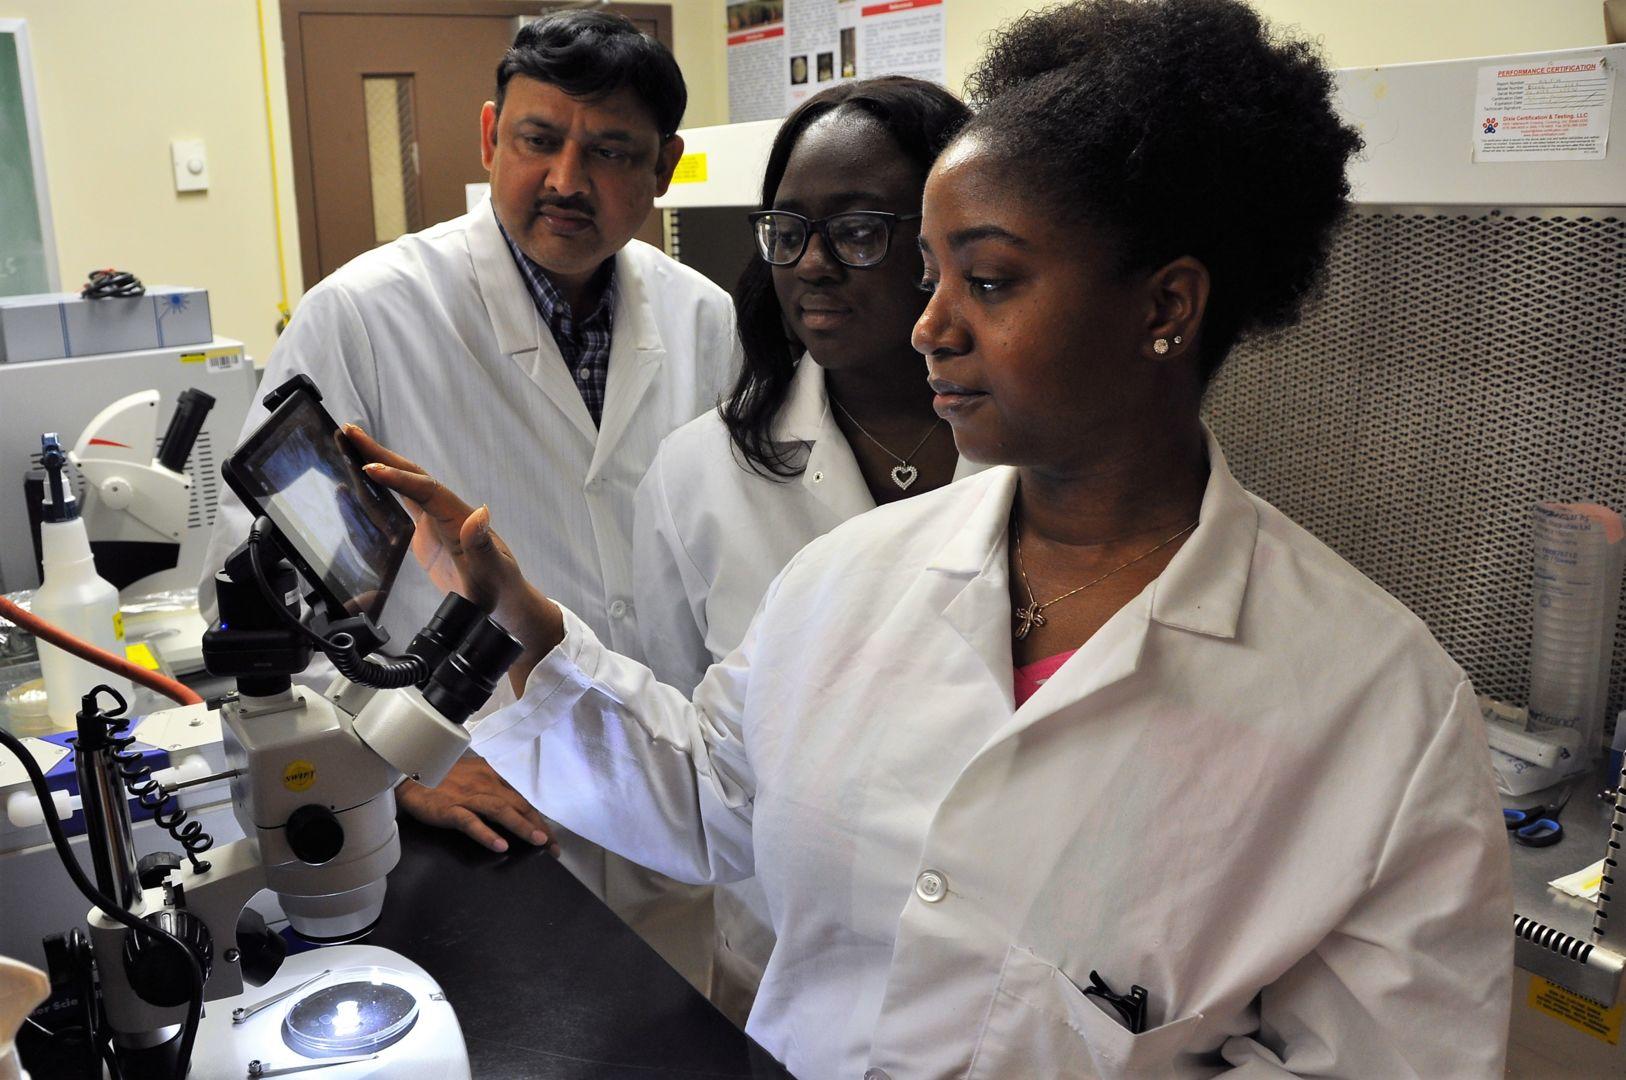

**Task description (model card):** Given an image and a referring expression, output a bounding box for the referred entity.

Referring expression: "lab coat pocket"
[967,945,1204,1080]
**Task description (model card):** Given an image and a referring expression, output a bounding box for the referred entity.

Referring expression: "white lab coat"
[199,200,737,988]
[634,356,982,1015]
[475,430,1512,1079]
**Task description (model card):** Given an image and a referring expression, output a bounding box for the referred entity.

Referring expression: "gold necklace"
[829,396,943,491]
[1012,518,1198,640]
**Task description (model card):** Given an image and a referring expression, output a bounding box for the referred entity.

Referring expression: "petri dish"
[281,978,419,1058]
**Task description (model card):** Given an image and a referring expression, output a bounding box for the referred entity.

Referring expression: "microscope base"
[188,944,469,1079]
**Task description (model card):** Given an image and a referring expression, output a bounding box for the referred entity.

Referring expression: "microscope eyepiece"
[423,617,524,725]
[405,592,487,675]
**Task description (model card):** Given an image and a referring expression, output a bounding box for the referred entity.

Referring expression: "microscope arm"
[71,387,214,547]
[74,457,191,545]
[88,839,269,1040]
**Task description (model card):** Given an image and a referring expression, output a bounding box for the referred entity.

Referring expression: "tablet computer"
[221,379,412,623]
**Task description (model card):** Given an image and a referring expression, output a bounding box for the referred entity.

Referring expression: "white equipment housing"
[71,390,193,552]
[0,337,254,596]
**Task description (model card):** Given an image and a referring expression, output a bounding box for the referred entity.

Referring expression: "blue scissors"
[1504,785,1575,847]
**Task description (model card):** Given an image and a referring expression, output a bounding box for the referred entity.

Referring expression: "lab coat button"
[915,869,946,903]
[609,599,629,619]
[864,1070,891,1080]
[812,470,824,483]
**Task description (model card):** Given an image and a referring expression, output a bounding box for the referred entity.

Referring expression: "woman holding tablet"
[354,1,1510,1074]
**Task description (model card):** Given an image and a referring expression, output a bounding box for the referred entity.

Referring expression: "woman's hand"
[344,426,565,680]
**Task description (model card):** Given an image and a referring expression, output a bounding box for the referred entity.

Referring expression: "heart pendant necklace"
[830,396,942,491]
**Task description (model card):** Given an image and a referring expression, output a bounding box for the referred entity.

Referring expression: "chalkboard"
[0,20,57,298]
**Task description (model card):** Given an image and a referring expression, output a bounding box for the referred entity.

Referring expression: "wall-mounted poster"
[727,1,787,123]
[728,0,944,123]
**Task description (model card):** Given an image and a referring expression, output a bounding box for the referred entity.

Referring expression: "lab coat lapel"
[923,468,1020,705]
[782,358,982,519]
[779,360,875,521]
[467,201,598,444]
[992,428,1259,741]
[999,596,1151,741]
[590,245,665,478]
[1147,431,1257,639]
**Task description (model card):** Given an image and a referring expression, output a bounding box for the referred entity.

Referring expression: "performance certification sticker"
[1528,976,1624,1044]
[282,760,317,792]
[1474,56,1613,162]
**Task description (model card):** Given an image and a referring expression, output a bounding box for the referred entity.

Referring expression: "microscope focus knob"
[286,803,345,865]
[137,850,183,889]
[123,909,214,1008]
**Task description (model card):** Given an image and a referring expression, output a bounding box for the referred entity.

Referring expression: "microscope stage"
[189,944,469,1079]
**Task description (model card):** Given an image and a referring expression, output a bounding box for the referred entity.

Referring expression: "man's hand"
[396,754,557,855]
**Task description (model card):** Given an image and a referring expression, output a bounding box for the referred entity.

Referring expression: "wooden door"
[282,1,672,288]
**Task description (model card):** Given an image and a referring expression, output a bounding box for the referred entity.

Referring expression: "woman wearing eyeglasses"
[633,78,975,1022]
[355,1,1510,1074]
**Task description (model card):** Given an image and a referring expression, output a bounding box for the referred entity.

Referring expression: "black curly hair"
[496,11,686,138]
[724,77,971,478]
[960,0,1363,379]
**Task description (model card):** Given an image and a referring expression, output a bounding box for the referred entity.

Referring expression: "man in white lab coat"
[199,12,733,987]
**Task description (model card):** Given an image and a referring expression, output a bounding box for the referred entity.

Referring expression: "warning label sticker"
[1528,976,1624,1044]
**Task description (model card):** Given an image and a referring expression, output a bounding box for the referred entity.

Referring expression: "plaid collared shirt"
[499,217,617,427]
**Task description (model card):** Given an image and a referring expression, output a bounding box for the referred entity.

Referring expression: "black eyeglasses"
[748,210,921,268]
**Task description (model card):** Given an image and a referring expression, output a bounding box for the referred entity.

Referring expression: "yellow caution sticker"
[1528,976,1624,1044]
[671,153,708,184]
[282,760,317,792]
[112,611,125,641]
[124,642,160,671]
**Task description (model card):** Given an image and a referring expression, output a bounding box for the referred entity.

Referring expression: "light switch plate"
[170,138,209,192]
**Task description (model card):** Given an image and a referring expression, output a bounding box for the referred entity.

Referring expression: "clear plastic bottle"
[34,435,132,728]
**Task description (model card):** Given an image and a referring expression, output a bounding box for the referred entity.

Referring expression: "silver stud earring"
[1153,338,1170,355]
[1173,335,1183,345]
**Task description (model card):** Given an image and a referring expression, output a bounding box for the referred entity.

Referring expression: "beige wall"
[1,0,1608,366]
[0,1,301,367]
[675,0,730,127]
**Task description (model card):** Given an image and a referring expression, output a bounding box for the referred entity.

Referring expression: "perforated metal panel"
[185,430,218,531]
[1204,206,1626,723]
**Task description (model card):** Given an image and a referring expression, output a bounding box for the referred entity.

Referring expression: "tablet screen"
[229,393,411,620]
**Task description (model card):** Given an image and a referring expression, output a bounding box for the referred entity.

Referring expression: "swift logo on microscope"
[282,760,317,792]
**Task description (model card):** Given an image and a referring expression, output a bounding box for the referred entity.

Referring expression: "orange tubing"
[0,595,202,707]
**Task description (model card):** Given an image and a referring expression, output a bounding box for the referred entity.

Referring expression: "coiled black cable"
[327,630,425,688]
[98,690,213,873]
[80,268,145,299]
[246,520,426,689]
